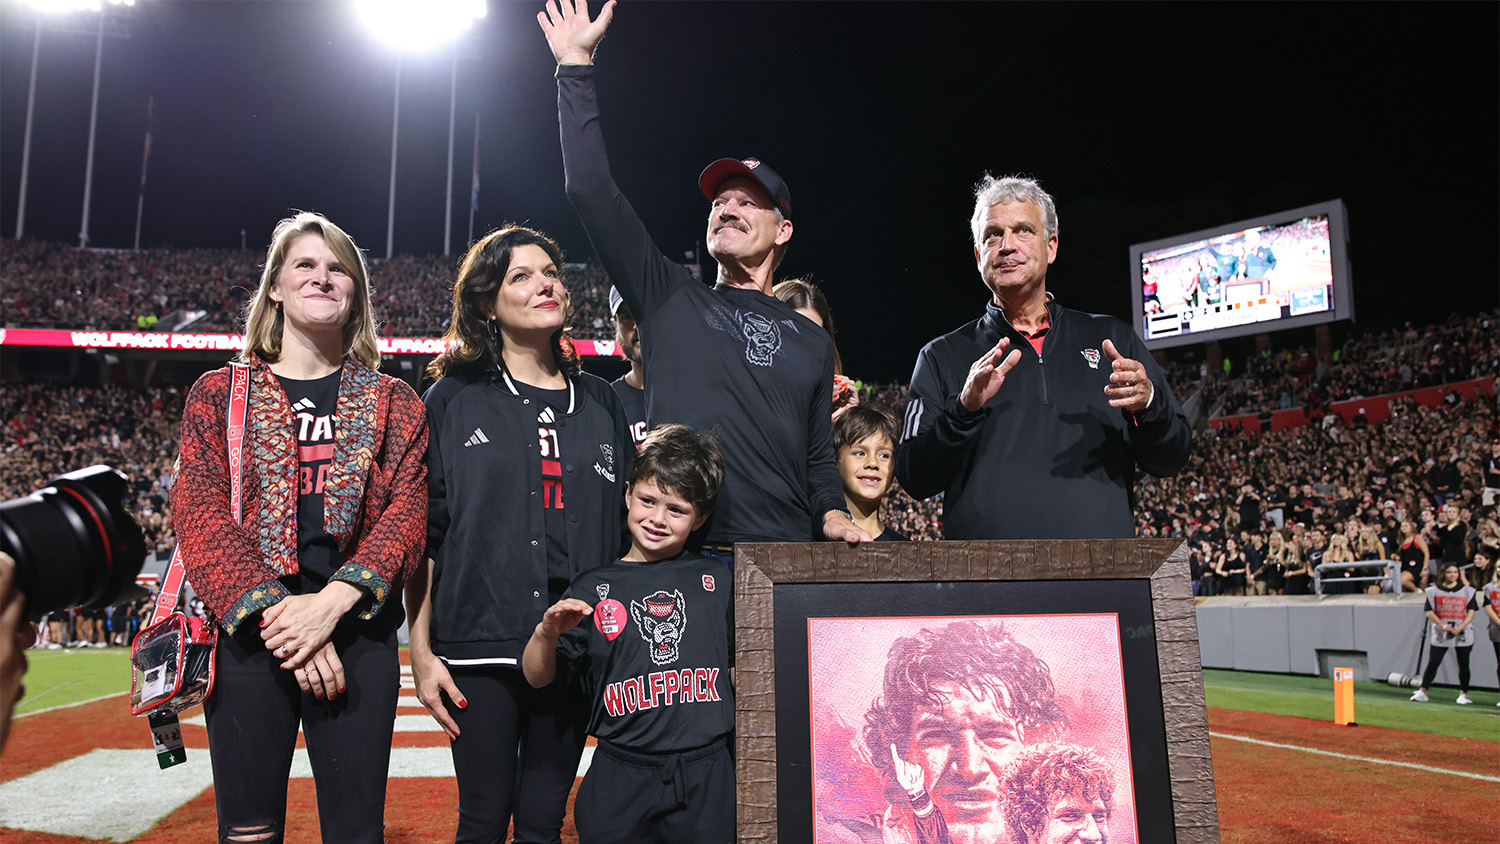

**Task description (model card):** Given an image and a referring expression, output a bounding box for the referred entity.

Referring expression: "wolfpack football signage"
[0,328,617,357]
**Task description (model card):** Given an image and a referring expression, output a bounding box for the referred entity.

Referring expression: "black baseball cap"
[698,157,792,217]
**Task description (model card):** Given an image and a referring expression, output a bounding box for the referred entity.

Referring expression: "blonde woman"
[173,212,428,842]
[1322,532,1356,593]
[1262,530,1290,596]
[1284,535,1312,595]
[1356,525,1389,593]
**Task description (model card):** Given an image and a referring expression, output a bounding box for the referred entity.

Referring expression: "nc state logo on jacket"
[702,574,715,592]
[593,583,626,642]
[1081,348,1101,369]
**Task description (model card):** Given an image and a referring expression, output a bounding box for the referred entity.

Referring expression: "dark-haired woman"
[1398,519,1430,593]
[405,226,631,843]
[1214,537,1249,596]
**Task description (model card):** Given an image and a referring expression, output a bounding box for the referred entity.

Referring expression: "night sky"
[2,1,1496,382]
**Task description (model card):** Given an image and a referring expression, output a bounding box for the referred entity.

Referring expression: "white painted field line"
[13,692,125,719]
[1209,731,1500,782]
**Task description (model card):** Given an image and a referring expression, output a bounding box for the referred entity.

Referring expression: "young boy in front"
[834,404,909,541]
[523,424,733,844]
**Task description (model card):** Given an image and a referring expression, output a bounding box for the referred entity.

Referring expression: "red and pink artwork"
[807,614,1136,844]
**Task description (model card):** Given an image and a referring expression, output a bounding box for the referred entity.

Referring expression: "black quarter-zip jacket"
[896,298,1192,540]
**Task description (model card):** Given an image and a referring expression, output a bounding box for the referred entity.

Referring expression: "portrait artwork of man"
[807,616,1138,844]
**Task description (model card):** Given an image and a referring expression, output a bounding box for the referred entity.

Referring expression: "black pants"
[574,737,734,844]
[443,666,589,844]
[204,621,399,843]
[1420,643,1472,691]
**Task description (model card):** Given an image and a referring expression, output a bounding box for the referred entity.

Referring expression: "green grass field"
[1203,668,1499,742]
[14,647,132,716]
[17,649,1499,744]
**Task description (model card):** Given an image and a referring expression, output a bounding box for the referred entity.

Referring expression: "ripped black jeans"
[204,621,399,843]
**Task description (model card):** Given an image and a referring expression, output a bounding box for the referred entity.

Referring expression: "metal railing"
[1313,559,1399,599]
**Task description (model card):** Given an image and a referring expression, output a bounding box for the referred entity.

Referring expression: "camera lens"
[0,465,147,617]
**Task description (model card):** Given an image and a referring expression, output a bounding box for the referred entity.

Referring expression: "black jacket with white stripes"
[424,369,632,663]
[896,298,1192,540]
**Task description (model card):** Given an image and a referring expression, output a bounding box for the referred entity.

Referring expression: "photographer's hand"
[260,581,362,670]
[1,551,37,750]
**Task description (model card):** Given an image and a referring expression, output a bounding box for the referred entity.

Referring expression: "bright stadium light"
[354,0,486,258]
[16,0,138,246]
[353,0,486,54]
[27,0,135,11]
[16,0,137,241]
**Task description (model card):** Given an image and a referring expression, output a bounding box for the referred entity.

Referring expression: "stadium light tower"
[352,0,486,259]
[15,0,136,244]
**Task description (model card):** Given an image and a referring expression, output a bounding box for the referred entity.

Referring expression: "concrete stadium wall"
[1196,596,1499,691]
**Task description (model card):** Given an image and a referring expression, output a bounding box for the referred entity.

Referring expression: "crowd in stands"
[0,380,182,557]
[2,239,255,333]
[1213,347,1317,416]
[2,237,635,343]
[6,237,1499,594]
[1136,313,1500,598]
[1138,390,1497,596]
[1204,313,1500,419]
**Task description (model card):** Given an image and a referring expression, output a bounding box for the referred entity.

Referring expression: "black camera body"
[0,465,148,617]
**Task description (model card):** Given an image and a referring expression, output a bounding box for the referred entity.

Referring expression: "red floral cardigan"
[171,357,428,634]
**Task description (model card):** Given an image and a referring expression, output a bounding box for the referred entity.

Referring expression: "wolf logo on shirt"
[631,589,687,666]
[595,442,616,482]
[738,310,781,367]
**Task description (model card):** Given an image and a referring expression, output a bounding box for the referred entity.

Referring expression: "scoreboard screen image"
[1129,200,1352,349]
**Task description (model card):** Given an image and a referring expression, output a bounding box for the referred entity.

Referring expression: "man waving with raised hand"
[540,0,868,560]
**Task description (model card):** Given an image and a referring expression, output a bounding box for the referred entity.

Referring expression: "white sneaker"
[1409,689,1429,702]
[1456,693,1473,705]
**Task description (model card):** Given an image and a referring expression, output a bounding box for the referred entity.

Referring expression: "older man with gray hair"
[895,175,1192,539]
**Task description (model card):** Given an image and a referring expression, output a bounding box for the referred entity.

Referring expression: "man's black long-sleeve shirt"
[558,65,844,542]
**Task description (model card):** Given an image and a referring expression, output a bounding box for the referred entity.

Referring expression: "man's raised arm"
[541,0,680,322]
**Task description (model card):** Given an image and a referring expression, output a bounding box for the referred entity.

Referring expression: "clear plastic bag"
[129,613,217,716]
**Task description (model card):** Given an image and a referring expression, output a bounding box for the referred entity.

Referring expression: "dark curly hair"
[863,621,1066,802]
[1000,743,1114,844]
[427,225,580,382]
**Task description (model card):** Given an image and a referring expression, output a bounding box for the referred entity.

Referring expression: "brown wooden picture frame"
[733,538,1218,844]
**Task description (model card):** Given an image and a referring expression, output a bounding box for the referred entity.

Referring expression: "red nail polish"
[458,700,467,709]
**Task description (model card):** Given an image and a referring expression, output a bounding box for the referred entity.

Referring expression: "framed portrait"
[733,539,1218,844]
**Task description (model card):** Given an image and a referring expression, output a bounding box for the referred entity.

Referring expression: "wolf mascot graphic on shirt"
[631,589,687,666]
